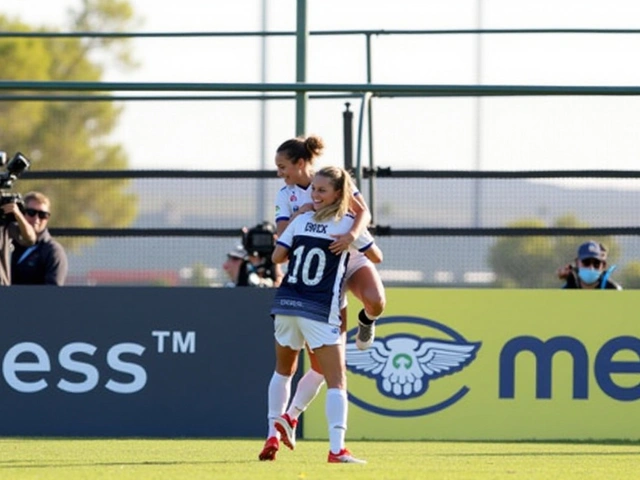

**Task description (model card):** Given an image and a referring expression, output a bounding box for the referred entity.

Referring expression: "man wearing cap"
[222,244,248,287]
[222,244,274,288]
[556,240,622,290]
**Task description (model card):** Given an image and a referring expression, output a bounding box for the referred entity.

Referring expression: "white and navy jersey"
[275,183,312,223]
[271,212,375,326]
[274,181,361,224]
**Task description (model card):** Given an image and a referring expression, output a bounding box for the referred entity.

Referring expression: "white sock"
[326,388,347,454]
[267,372,292,438]
[286,369,325,420]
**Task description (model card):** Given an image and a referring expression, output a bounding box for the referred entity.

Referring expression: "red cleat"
[328,448,366,464]
[274,413,298,450]
[258,436,279,461]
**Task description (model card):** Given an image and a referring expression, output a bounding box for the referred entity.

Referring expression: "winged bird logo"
[346,335,481,400]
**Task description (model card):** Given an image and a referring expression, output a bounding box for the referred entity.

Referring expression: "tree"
[489,219,556,288]
[619,261,640,289]
[0,0,141,250]
[488,214,619,288]
[189,263,215,287]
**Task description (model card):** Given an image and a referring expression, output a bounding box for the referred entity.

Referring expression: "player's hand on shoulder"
[299,203,314,214]
[329,231,355,254]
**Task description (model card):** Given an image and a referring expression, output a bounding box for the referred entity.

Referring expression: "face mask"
[578,268,601,285]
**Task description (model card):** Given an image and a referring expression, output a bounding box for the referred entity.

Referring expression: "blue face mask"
[578,268,601,285]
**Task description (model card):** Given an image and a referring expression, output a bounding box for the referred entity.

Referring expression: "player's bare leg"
[347,264,385,350]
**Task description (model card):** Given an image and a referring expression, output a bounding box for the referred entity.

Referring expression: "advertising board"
[303,289,640,440]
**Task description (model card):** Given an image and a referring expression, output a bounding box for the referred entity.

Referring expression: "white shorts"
[274,314,342,350]
[345,249,371,281]
[339,250,373,308]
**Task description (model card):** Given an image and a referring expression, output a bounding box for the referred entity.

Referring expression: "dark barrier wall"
[0,286,279,437]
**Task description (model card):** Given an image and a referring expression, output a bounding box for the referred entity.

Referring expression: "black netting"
[18,172,636,289]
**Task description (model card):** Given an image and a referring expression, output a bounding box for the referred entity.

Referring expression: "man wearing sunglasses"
[556,240,622,290]
[10,191,68,286]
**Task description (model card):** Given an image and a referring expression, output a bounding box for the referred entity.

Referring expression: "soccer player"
[260,166,382,463]
[259,136,385,459]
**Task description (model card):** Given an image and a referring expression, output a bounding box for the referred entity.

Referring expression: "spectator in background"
[11,192,68,286]
[222,244,274,288]
[222,244,249,287]
[0,197,36,285]
[557,240,622,290]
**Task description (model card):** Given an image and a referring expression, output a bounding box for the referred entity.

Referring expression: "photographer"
[241,222,280,287]
[0,151,36,285]
[222,243,274,288]
[222,222,279,288]
[222,244,249,287]
[0,199,36,285]
[557,240,622,290]
[11,192,68,286]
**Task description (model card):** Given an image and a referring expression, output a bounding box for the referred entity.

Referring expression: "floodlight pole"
[295,0,308,136]
[473,0,483,228]
[258,0,269,223]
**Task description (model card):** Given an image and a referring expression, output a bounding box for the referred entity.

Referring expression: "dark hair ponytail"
[276,134,325,165]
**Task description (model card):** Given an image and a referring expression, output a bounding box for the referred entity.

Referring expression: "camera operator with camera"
[0,152,37,286]
[240,221,281,287]
[222,222,280,288]
[11,191,68,286]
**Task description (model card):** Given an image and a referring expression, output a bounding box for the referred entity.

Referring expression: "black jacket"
[11,229,68,285]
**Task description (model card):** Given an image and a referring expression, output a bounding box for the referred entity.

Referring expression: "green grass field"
[1,438,639,480]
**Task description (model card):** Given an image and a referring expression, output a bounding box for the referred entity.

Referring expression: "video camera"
[238,221,277,286]
[0,152,31,222]
[242,221,276,259]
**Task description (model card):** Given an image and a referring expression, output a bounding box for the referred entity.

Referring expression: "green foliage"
[619,261,640,289]
[489,214,619,288]
[189,262,214,286]
[0,22,50,143]
[70,0,141,69]
[489,219,556,288]
[0,1,141,251]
